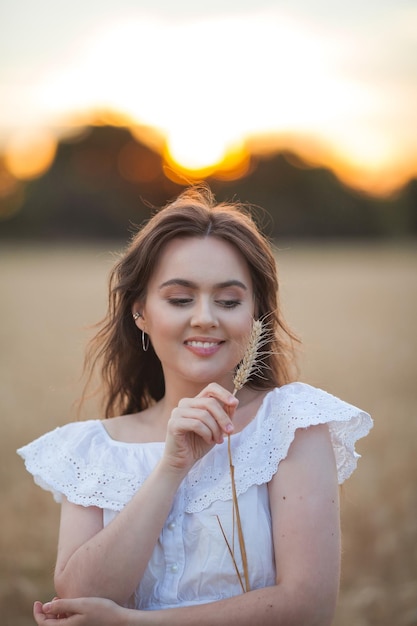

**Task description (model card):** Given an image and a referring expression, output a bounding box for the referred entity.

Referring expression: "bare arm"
[131,423,341,626]
[54,384,237,605]
[54,460,186,604]
[47,423,340,625]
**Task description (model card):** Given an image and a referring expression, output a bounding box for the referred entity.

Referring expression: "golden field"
[1,242,416,625]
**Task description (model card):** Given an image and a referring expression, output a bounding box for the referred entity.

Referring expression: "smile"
[184,339,225,356]
[185,341,222,348]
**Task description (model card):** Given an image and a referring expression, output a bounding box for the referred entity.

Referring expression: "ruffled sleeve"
[184,382,373,513]
[17,421,162,511]
[256,382,374,485]
[17,384,372,515]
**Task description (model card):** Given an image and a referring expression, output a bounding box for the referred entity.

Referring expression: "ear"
[132,301,146,329]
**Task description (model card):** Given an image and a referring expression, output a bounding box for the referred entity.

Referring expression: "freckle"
[282,496,286,500]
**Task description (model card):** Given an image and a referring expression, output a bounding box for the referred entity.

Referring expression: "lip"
[184,337,224,356]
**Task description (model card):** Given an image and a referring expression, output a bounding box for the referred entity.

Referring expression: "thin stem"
[215,516,245,593]
[227,432,250,592]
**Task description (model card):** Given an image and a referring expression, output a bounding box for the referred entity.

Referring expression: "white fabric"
[17,382,372,610]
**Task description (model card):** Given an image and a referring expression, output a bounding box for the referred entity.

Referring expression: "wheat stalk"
[224,318,265,593]
[232,319,264,393]
[215,515,245,593]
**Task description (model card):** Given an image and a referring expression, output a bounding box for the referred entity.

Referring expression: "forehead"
[150,236,252,287]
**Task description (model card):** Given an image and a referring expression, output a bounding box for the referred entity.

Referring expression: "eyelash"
[167,298,241,309]
[218,300,242,309]
[168,298,192,306]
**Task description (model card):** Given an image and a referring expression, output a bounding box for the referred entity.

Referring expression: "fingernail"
[43,603,52,611]
[225,423,234,433]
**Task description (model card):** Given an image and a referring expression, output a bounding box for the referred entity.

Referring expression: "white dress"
[17,382,372,610]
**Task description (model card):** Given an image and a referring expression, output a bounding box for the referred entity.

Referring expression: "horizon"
[1,1,417,196]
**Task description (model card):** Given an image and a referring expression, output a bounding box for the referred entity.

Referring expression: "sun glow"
[3,10,416,192]
[34,17,356,158]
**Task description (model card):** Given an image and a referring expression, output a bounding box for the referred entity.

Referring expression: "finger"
[198,382,239,410]
[179,393,237,430]
[193,392,237,434]
[171,412,223,445]
[42,599,74,618]
[33,601,48,624]
[33,601,61,623]
[172,405,227,443]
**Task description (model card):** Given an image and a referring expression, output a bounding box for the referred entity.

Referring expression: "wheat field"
[1,241,416,625]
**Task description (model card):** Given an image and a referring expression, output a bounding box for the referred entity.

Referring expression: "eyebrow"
[158,278,248,291]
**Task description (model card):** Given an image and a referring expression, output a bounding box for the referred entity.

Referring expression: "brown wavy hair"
[83,185,299,418]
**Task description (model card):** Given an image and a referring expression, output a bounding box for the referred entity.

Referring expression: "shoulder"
[17,420,104,459]
[268,422,338,514]
[274,421,335,474]
[239,382,373,484]
[17,419,164,510]
[16,419,110,493]
[259,382,372,429]
[262,381,360,409]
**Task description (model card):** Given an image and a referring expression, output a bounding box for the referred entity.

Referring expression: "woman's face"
[135,236,255,393]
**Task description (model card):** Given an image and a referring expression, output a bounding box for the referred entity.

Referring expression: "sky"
[1,0,416,194]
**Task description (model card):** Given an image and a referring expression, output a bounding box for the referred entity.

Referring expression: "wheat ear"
[232,319,264,393]
[228,318,265,593]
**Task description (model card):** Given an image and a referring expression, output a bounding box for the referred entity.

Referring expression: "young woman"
[19,185,372,625]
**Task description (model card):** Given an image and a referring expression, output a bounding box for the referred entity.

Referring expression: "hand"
[33,597,127,625]
[163,383,238,472]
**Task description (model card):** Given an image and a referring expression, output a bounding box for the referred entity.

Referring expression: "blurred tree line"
[0,124,416,241]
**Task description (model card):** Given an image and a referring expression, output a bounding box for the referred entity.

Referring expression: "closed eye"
[168,298,193,306]
[216,300,242,308]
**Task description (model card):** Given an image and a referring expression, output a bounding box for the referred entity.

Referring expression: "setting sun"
[23,13,405,191]
[1,4,416,194]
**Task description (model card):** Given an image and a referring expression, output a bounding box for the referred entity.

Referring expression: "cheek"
[145,306,184,342]
[147,319,170,344]
[231,315,256,357]
[145,317,177,364]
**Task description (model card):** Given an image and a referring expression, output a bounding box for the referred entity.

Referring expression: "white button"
[167,522,176,530]
[170,564,179,573]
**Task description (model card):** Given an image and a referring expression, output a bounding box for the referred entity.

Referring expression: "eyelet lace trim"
[184,384,372,512]
[18,383,372,513]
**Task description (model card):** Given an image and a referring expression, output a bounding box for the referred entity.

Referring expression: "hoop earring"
[141,330,150,352]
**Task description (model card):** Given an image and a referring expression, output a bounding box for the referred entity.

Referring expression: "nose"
[190,297,219,328]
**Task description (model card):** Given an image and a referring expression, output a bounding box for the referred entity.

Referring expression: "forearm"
[55,461,186,605]
[35,581,336,626]
[123,583,336,626]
